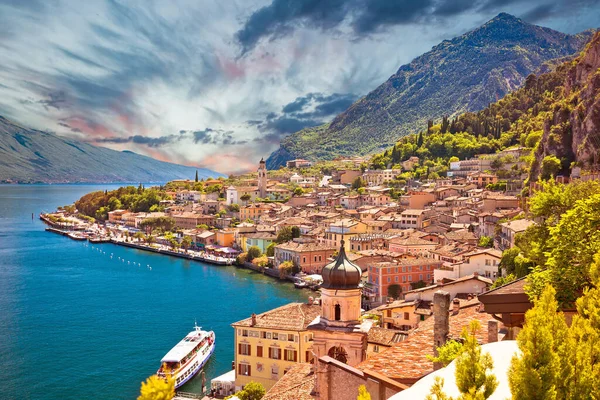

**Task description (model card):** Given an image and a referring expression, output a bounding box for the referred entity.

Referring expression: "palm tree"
[181,236,192,253]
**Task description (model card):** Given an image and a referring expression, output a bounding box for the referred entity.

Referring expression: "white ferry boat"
[157,323,215,389]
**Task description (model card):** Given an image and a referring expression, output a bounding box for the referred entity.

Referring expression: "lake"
[0,184,306,399]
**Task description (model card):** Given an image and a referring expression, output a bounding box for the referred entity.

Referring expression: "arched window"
[334,304,341,321]
[328,346,348,364]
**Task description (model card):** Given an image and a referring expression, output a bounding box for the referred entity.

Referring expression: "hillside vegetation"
[267,13,593,168]
[367,31,600,185]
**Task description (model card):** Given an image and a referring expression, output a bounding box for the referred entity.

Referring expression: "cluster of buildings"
[180,157,536,399]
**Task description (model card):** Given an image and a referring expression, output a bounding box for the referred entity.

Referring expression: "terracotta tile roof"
[367,327,408,346]
[232,303,322,331]
[389,236,437,246]
[358,303,493,382]
[263,363,315,400]
[444,229,477,242]
[479,276,527,296]
[275,242,336,253]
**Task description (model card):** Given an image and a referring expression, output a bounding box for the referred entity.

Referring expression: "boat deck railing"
[174,391,203,399]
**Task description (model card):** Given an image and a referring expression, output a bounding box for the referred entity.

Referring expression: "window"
[419,274,423,280]
[271,365,279,379]
[266,332,272,339]
[269,347,281,360]
[257,346,263,357]
[319,256,322,261]
[260,331,267,339]
[485,259,491,266]
[387,277,391,283]
[242,329,248,337]
[404,312,409,320]
[272,333,279,340]
[335,304,341,321]
[239,363,251,376]
[402,276,406,282]
[373,345,380,353]
[284,349,297,362]
[288,334,295,342]
[279,333,287,341]
[239,343,251,356]
[303,257,306,263]
[395,276,399,282]
[408,276,413,282]
[402,266,406,273]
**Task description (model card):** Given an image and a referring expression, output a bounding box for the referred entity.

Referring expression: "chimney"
[488,320,499,343]
[251,313,257,326]
[452,298,460,315]
[433,290,451,370]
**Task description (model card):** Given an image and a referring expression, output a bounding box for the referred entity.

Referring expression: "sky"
[0,0,599,174]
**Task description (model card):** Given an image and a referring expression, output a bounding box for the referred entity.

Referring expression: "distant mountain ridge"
[0,116,221,183]
[266,13,594,168]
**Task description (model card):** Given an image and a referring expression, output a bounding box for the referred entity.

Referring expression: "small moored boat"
[157,323,215,389]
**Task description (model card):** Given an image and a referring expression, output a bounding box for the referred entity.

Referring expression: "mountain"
[267,13,593,168]
[529,31,600,181]
[0,116,221,183]
[366,31,600,185]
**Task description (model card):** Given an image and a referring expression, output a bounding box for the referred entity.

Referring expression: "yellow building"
[324,218,367,252]
[232,302,321,391]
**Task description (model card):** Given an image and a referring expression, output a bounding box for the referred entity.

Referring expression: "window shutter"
[238,344,242,354]
[257,346,263,357]
[238,363,241,374]
[294,350,297,362]
[268,347,272,359]
[278,349,281,360]
[248,345,251,356]
[248,365,251,376]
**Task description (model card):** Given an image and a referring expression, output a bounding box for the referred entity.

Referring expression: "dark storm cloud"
[519,4,555,22]
[97,134,181,147]
[252,91,357,142]
[236,0,600,53]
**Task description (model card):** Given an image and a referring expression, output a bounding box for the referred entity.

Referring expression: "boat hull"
[174,341,215,389]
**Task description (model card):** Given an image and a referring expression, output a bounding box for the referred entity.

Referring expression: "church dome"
[321,240,362,290]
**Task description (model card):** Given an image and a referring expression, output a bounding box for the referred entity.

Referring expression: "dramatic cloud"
[236,0,600,53]
[0,0,598,174]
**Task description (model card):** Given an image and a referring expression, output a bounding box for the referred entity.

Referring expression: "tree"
[490,273,516,289]
[146,235,155,245]
[139,216,175,235]
[410,280,427,290]
[253,255,269,269]
[137,373,174,400]
[357,385,372,400]
[196,224,209,230]
[387,284,402,300]
[508,285,568,400]
[291,226,301,239]
[528,194,600,305]
[240,193,251,204]
[477,236,493,248]
[235,381,265,400]
[499,247,520,276]
[357,187,366,195]
[351,176,366,190]
[247,246,262,261]
[107,196,122,211]
[425,321,497,400]
[293,187,305,196]
[278,261,294,279]
[181,236,192,253]
[195,170,198,182]
[134,231,146,243]
[276,226,294,243]
[428,340,464,368]
[454,320,498,399]
[266,243,275,257]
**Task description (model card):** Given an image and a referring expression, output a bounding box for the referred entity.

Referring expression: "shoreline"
[43,224,298,283]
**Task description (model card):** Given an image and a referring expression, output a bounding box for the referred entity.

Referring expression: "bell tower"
[308,240,368,369]
[257,158,267,198]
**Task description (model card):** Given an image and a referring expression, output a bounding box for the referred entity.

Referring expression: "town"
[40,146,600,400]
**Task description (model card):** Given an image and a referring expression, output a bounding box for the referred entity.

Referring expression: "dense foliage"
[75,185,171,221]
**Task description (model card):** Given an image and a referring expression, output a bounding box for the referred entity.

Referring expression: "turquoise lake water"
[0,184,307,399]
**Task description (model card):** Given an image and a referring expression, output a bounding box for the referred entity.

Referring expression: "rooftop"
[358,303,494,382]
[232,303,322,331]
[262,363,315,400]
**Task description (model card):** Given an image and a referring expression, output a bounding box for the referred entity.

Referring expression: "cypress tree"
[195,170,198,182]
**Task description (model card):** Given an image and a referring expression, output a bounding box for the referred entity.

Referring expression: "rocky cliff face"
[529,32,600,180]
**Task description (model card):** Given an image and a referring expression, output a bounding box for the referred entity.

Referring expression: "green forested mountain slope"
[367,31,600,185]
[0,116,220,183]
[267,13,593,168]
